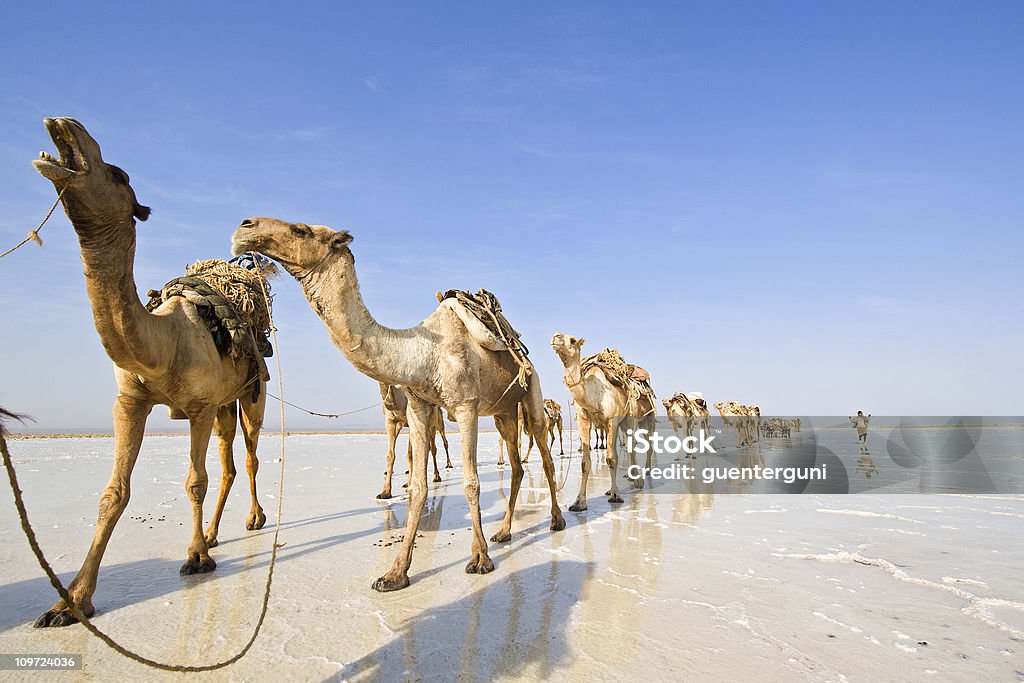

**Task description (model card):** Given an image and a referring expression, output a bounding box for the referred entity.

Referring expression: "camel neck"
[297,255,431,387]
[72,214,165,375]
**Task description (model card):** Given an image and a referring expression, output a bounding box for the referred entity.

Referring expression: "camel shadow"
[334,560,592,682]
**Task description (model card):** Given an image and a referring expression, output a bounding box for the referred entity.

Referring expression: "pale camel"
[31,118,267,627]
[714,401,756,447]
[550,334,657,510]
[232,217,565,591]
[543,399,565,456]
[663,391,711,456]
[378,383,451,499]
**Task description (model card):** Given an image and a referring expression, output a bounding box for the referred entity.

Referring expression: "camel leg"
[35,395,152,627]
[372,397,432,591]
[438,416,452,468]
[403,438,413,489]
[454,404,492,574]
[523,431,534,464]
[378,418,399,499]
[569,411,593,512]
[490,413,524,543]
[522,387,566,532]
[429,428,442,483]
[557,417,564,455]
[204,402,238,548]
[181,409,218,575]
[606,420,623,503]
[239,389,267,531]
[498,436,506,466]
[625,416,644,490]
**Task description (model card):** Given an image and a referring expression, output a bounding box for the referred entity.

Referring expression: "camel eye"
[289,224,312,237]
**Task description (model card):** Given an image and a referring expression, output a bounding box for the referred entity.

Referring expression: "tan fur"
[30,118,266,628]
[232,217,565,591]
[550,333,657,511]
[378,384,451,498]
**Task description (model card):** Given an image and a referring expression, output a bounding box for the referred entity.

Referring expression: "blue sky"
[1,2,1021,430]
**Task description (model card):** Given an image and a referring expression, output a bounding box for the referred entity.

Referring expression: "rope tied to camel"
[437,288,533,389]
[580,348,657,415]
[0,185,66,260]
[146,257,274,400]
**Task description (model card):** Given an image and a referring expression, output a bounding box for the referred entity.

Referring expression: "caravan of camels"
[22,117,801,626]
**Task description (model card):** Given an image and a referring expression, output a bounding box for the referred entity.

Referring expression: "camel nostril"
[240,219,256,228]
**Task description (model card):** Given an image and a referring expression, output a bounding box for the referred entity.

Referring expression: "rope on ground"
[0,185,66,260]
[266,394,381,419]
[0,255,287,672]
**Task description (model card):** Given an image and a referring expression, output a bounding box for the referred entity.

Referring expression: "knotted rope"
[0,185,66,259]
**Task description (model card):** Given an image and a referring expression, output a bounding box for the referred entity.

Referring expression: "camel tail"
[0,408,29,437]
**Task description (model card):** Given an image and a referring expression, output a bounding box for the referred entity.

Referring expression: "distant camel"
[378,383,451,499]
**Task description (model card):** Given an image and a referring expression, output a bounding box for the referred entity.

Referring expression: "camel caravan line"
[12,118,801,629]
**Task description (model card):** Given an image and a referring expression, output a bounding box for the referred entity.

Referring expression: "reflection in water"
[858,445,878,478]
[339,562,590,681]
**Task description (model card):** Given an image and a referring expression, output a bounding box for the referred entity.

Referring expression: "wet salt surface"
[0,431,1021,681]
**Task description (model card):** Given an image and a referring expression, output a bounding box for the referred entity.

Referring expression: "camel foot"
[446,462,453,469]
[34,599,93,628]
[568,500,588,512]
[204,535,219,548]
[608,493,624,504]
[433,473,442,483]
[559,450,565,456]
[522,457,530,465]
[490,529,512,543]
[402,483,408,489]
[376,491,393,500]
[465,553,495,575]
[372,572,410,592]
[604,489,612,496]
[550,515,566,532]
[180,555,217,575]
[246,510,267,531]
[630,477,644,490]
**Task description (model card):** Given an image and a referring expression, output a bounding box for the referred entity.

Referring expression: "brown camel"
[30,118,267,627]
[550,334,657,510]
[232,217,565,591]
[378,383,451,499]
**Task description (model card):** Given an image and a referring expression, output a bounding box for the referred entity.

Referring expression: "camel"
[543,399,565,456]
[30,118,267,627]
[663,391,711,457]
[232,217,565,591]
[550,334,657,510]
[714,401,757,448]
[378,383,451,499]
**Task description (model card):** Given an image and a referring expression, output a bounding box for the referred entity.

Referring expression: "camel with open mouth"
[30,118,268,627]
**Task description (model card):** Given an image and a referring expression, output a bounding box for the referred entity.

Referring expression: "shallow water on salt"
[1,430,1021,680]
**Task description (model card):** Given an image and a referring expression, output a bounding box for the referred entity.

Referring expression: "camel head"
[713,402,724,411]
[231,217,353,276]
[33,117,150,229]
[549,332,585,366]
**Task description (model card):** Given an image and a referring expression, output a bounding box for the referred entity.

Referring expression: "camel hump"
[438,298,510,352]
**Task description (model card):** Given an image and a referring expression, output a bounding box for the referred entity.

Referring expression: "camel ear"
[330,231,353,250]
[133,203,151,221]
[577,337,586,348]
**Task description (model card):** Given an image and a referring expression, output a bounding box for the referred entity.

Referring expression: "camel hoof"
[180,556,217,575]
[465,554,495,575]
[568,501,588,512]
[376,492,393,500]
[205,536,219,548]
[34,602,90,628]
[559,451,565,456]
[372,573,410,592]
[246,511,267,531]
[550,516,566,532]
[522,458,530,465]
[433,473,442,483]
[604,489,612,496]
[446,463,454,469]
[608,494,624,504]
[490,530,512,543]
